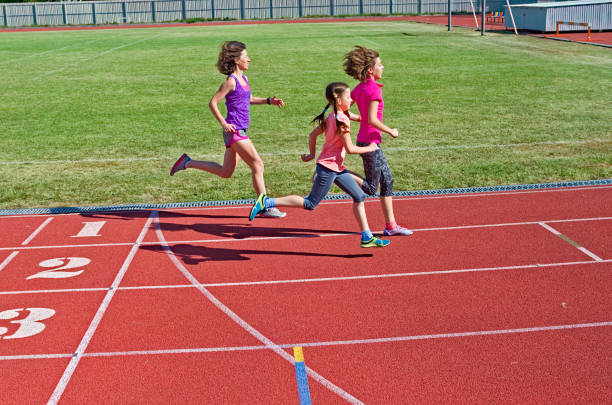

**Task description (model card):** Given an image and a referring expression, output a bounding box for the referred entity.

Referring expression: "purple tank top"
[225,74,251,130]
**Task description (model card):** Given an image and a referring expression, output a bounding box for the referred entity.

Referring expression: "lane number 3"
[0,308,55,339]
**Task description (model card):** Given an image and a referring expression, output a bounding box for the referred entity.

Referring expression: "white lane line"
[130,215,612,245]
[179,259,612,288]
[0,38,103,66]
[4,321,610,362]
[0,286,110,295]
[21,217,53,246]
[0,242,134,251]
[84,345,268,357]
[33,33,162,80]
[1,353,74,360]
[293,321,612,348]
[153,212,365,405]
[3,258,608,296]
[0,251,19,272]
[0,216,610,252]
[539,222,604,262]
[47,212,155,405]
[357,35,382,46]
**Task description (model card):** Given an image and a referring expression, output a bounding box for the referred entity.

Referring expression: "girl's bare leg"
[230,139,266,195]
[187,148,238,178]
[353,201,370,232]
[273,195,305,208]
[380,195,395,224]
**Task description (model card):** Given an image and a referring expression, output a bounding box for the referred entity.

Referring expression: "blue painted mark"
[294,361,312,405]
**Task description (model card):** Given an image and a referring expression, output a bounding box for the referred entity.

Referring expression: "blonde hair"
[343,45,379,82]
[216,41,246,75]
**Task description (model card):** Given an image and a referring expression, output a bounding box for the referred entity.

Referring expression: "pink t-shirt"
[351,78,384,144]
[316,111,351,173]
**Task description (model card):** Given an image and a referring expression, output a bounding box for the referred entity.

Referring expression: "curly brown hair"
[343,45,379,82]
[216,41,246,75]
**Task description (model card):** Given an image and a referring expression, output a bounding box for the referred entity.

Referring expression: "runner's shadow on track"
[79,210,354,239]
[141,243,372,263]
[157,221,354,240]
[80,211,246,220]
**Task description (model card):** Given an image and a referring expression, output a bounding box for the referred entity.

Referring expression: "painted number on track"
[27,257,91,280]
[0,308,55,339]
[71,221,106,238]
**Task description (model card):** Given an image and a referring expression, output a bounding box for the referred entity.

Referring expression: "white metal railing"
[0,0,479,28]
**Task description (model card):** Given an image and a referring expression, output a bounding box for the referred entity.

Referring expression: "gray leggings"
[356,142,394,196]
[303,164,366,210]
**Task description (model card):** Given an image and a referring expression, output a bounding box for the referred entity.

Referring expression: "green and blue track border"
[1,179,610,216]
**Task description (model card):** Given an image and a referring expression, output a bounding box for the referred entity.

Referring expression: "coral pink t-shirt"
[316,111,351,173]
[351,78,384,144]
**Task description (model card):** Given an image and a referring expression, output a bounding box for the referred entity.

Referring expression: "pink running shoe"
[170,153,191,176]
[383,226,413,236]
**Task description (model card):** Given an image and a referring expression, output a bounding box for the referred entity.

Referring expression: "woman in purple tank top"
[170,41,287,218]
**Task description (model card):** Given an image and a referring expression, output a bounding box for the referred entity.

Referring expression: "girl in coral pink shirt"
[249,82,390,248]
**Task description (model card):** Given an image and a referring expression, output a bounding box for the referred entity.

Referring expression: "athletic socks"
[385,221,397,230]
[264,197,276,209]
[361,230,374,241]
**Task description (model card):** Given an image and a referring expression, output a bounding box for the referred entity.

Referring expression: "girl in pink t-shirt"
[249,82,389,248]
[344,45,413,237]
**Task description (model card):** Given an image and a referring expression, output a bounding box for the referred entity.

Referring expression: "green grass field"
[1,21,611,210]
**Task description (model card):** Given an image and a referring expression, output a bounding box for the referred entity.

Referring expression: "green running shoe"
[249,193,268,221]
[360,236,390,248]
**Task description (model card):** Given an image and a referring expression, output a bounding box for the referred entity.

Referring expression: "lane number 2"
[27,257,91,280]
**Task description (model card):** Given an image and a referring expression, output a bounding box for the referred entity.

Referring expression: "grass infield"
[1,20,611,210]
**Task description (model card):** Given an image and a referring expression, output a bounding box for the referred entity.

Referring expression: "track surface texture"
[1,185,611,404]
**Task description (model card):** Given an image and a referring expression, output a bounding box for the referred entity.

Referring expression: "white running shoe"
[383,225,413,236]
[257,207,286,218]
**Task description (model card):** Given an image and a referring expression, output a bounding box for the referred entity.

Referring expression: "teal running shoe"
[360,236,390,248]
[249,193,268,221]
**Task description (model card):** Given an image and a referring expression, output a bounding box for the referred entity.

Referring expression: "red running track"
[406,14,612,46]
[0,185,611,404]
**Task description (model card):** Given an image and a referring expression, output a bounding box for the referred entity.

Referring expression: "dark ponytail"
[311,104,330,129]
[311,82,350,134]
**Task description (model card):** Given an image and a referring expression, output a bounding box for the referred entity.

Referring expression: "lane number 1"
[71,221,106,238]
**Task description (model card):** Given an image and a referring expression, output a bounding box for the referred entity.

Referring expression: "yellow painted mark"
[293,346,304,363]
